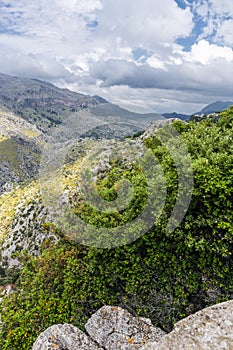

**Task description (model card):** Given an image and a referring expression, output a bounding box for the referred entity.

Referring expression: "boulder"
[85,305,166,349]
[142,300,233,350]
[32,323,103,350]
[32,301,233,349]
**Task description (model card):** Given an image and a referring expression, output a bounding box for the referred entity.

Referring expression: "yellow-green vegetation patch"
[0,182,40,240]
[0,188,24,240]
[21,128,39,138]
[0,134,9,142]
[0,137,19,168]
[62,160,83,189]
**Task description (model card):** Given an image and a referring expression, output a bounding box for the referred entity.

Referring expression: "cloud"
[215,19,233,46]
[0,51,75,81]
[96,0,194,51]
[0,0,194,65]
[182,39,233,64]
[0,0,232,114]
[86,53,233,98]
[193,0,233,46]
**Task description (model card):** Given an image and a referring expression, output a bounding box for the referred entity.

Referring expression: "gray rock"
[32,324,103,350]
[142,300,233,350]
[32,301,233,349]
[140,118,184,140]
[85,306,166,349]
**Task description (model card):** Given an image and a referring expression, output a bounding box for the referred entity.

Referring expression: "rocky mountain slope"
[0,72,162,135]
[0,73,233,349]
[0,73,165,270]
[0,118,176,270]
[0,108,45,194]
[0,106,233,349]
[0,73,103,132]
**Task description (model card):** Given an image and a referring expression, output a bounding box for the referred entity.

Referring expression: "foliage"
[1,108,233,349]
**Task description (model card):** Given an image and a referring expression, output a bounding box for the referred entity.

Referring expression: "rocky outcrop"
[140,118,184,140]
[32,301,233,350]
[85,306,165,349]
[32,306,165,350]
[142,300,233,350]
[32,324,103,350]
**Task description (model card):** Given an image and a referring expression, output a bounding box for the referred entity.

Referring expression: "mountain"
[162,101,233,120]
[0,73,105,132]
[88,102,163,133]
[0,73,162,136]
[162,112,189,120]
[195,100,233,115]
[1,73,233,350]
[0,72,165,205]
[0,108,45,194]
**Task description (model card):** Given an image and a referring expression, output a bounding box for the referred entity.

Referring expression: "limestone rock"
[140,118,183,140]
[142,300,233,350]
[32,324,103,350]
[85,305,166,349]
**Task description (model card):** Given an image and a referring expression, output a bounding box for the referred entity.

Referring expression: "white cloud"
[96,0,193,52]
[0,0,232,114]
[0,51,74,81]
[194,0,233,46]
[182,39,233,64]
[209,0,233,16]
[195,2,209,19]
[215,19,233,46]
[0,0,194,81]
[147,55,167,70]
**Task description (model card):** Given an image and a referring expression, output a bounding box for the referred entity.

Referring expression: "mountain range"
[0,72,232,196]
[0,73,162,136]
[1,72,232,131]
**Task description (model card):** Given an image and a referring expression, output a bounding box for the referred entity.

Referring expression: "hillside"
[0,73,103,131]
[0,73,233,349]
[0,73,165,195]
[0,108,46,194]
[0,107,233,349]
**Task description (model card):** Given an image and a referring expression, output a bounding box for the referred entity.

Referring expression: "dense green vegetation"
[1,108,233,349]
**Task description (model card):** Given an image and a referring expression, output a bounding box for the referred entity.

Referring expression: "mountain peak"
[197,100,233,115]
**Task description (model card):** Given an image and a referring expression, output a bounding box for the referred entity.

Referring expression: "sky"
[0,0,233,114]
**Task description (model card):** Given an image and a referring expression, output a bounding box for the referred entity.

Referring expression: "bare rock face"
[31,324,103,350]
[85,306,166,349]
[142,300,233,350]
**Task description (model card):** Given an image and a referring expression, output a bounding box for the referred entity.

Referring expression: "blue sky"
[0,0,233,113]
[176,4,207,51]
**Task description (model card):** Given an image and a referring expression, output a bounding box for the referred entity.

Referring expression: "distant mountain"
[0,73,104,132]
[163,101,233,120]
[0,73,162,137]
[162,112,189,120]
[195,101,233,115]
[89,102,162,130]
